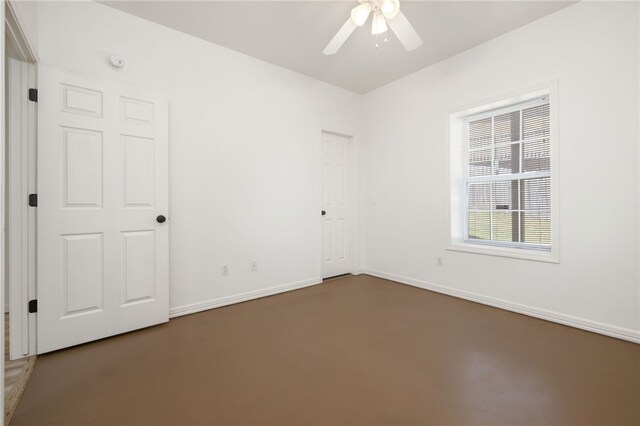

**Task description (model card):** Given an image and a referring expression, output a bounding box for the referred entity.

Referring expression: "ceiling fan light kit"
[323,0,422,55]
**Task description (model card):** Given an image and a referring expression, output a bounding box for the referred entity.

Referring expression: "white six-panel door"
[37,66,169,353]
[322,132,351,278]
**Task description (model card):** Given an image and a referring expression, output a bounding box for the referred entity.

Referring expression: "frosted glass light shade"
[371,12,388,35]
[380,0,400,19]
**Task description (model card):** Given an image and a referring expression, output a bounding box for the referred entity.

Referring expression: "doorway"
[4,1,38,423]
[321,131,352,279]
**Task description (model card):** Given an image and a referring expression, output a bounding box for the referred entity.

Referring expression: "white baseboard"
[362,269,640,344]
[169,277,322,318]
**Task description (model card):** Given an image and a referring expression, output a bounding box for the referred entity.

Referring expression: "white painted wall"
[30,0,362,313]
[361,2,640,341]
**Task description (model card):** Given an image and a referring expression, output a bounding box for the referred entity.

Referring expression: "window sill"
[447,241,559,263]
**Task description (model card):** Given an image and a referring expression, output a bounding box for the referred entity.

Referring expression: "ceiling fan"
[323,0,423,55]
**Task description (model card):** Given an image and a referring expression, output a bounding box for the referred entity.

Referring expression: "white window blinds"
[464,98,551,249]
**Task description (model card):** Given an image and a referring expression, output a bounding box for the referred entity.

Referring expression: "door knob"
[156,215,167,223]
[321,210,326,216]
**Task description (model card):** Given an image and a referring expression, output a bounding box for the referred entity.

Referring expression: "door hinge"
[28,299,37,313]
[28,193,37,207]
[28,88,38,102]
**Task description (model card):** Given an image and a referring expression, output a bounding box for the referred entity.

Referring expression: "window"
[449,87,557,262]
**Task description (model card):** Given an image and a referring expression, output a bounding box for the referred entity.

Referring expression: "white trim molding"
[169,277,322,318]
[6,58,37,359]
[362,269,640,344]
[1,4,6,423]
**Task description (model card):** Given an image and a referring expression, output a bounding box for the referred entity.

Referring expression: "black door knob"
[156,215,167,223]
[321,210,326,216]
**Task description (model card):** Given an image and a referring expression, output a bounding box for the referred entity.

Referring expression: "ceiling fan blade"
[387,10,423,51]
[323,18,358,55]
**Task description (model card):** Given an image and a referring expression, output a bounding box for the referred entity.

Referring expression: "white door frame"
[319,129,359,279]
[1,7,6,426]
[5,1,38,362]
[6,58,37,360]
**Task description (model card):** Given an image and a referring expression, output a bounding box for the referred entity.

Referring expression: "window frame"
[447,83,560,263]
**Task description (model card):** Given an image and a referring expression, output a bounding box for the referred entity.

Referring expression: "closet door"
[322,132,351,278]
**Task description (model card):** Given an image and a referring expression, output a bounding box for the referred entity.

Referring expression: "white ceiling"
[100,1,573,94]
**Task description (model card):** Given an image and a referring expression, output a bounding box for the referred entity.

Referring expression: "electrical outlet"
[250,261,258,272]
[221,264,229,276]
[437,256,443,267]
